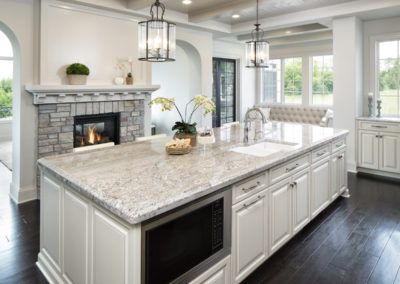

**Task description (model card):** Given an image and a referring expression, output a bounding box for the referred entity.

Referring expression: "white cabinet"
[358,130,379,169]
[269,179,292,254]
[92,209,129,284]
[292,169,311,234]
[63,190,89,284]
[189,256,231,284]
[232,190,268,283]
[357,120,400,175]
[311,158,330,218]
[331,151,347,200]
[380,132,400,172]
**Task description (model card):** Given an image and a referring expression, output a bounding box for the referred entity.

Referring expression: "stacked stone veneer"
[38,100,145,158]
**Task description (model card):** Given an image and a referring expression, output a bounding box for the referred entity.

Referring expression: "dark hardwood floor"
[0,162,400,283]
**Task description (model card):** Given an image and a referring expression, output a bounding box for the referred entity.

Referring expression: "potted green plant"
[150,95,215,146]
[126,72,134,85]
[66,63,90,85]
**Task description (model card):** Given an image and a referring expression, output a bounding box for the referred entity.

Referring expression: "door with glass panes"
[212,58,236,128]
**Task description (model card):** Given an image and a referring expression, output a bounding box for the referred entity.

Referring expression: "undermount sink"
[230,141,300,157]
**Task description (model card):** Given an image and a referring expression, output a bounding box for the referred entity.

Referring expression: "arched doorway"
[151,40,202,135]
[0,29,13,185]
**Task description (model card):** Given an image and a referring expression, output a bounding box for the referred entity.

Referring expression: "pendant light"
[246,0,269,68]
[138,0,176,62]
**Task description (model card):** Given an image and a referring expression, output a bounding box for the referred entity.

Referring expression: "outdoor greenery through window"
[312,55,333,105]
[263,59,281,103]
[378,40,400,116]
[0,30,13,118]
[284,57,302,104]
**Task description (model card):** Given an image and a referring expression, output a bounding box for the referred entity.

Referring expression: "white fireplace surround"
[25,84,160,137]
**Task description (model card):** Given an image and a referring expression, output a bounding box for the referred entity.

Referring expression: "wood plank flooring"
[0,163,399,283]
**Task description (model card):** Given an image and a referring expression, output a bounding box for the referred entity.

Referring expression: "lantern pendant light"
[245,0,269,68]
[138,0,176,62]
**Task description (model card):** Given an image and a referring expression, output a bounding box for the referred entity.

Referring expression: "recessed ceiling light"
[182,0,192,4]
[232,14,241,19]
[285,30,292,34]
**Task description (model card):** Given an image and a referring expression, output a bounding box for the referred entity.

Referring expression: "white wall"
[333,16,363,173]
[213,39,255,122]
[40,0,150,85]
[152,42,202,135]
[0,0,39,202]
[363,16,400,116]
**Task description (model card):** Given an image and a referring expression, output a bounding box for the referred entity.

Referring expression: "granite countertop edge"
[37,129,349,225]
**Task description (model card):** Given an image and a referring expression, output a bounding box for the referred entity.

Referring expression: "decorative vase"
[126,77,134,85]
[174,133,197,147]
[68,75,87,85]
[114,77,124,85]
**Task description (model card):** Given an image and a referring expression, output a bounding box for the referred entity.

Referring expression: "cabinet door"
[311,159,330,218]
[189,256,231,284]
[292,169,310,235]
[270,179,292,254]
[64,190,90,284]
[92,209,129,284]
[358,130,379,169]
[338,151,347,194]
[232,190,268,283]
[380,132,400,173]
[330,154,340,200]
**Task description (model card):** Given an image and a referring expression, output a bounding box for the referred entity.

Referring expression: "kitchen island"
[37,122,349,284]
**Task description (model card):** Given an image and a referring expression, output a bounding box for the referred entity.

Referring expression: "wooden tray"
[165,146,191,155]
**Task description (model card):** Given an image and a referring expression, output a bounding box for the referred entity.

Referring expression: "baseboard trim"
[37,252,65,284]
[9,182,38,204]
[357,168,400,182]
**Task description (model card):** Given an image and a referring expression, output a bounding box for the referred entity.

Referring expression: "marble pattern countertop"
[356,116,400,123]
[38,122,349,225]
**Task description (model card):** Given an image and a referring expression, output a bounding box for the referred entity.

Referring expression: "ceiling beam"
[231,0,400,35]
[188,0,275,23]
[127,0,151,11]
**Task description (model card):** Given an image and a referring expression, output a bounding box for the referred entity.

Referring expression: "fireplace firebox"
[73,113,120,148]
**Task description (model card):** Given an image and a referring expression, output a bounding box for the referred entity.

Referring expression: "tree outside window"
[284,57,302,104]
[378,40,400,116]
[312,55,333,105]
[0,30,13,118]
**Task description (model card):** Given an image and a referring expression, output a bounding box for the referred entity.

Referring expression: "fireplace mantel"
[25,84,160,105]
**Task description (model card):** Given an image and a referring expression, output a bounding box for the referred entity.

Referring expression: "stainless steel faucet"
[244,107,268,142]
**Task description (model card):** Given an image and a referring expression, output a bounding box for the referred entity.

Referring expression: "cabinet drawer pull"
[376,135,383,138]
[243,195,262,208]
[242,181,261,191]
[290,181,297,187]
[317,151,327,157]
[286,164,299,172]
[338,154,344,159]
[371,125,387,128]
[336,143,343,148]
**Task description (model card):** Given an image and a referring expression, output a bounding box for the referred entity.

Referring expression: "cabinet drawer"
[332,138,346,153]
[312,144,330,163]
[359,121,400,133]
[270,154,310,185]
[232,172,267,204]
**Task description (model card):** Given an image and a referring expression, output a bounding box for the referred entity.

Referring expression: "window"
[212,58,236,127]
[377,40,400,116]
[0,30,13,118]
[312,55,333,105]
[262,59,281,103]
[283,57,302,104]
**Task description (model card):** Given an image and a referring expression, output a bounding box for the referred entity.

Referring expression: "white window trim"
[370,32,400,117]
[0,56,13,61]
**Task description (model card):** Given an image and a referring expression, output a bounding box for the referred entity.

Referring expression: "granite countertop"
[38,122,349,225]
[356,116,400,123]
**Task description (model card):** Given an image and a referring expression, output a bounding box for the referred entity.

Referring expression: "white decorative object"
[68,74,87,85]
[368,92,374,117]
[114,77,124,85]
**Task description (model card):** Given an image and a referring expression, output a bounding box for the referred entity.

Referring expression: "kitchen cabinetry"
[357,119,400,176]
[311,157,330,218]
[189,256,231,284]
[331,150,346,200]
[232,190,268,283]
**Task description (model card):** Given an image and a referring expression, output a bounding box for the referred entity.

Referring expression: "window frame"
[310,54,334,107]
[371,33,400,117]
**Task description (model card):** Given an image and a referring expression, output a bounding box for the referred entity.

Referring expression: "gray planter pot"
[68,75,88,85]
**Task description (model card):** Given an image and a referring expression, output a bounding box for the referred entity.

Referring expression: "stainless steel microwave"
[141,188,232,284]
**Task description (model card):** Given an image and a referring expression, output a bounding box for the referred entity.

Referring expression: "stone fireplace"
[26,84,159,184]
